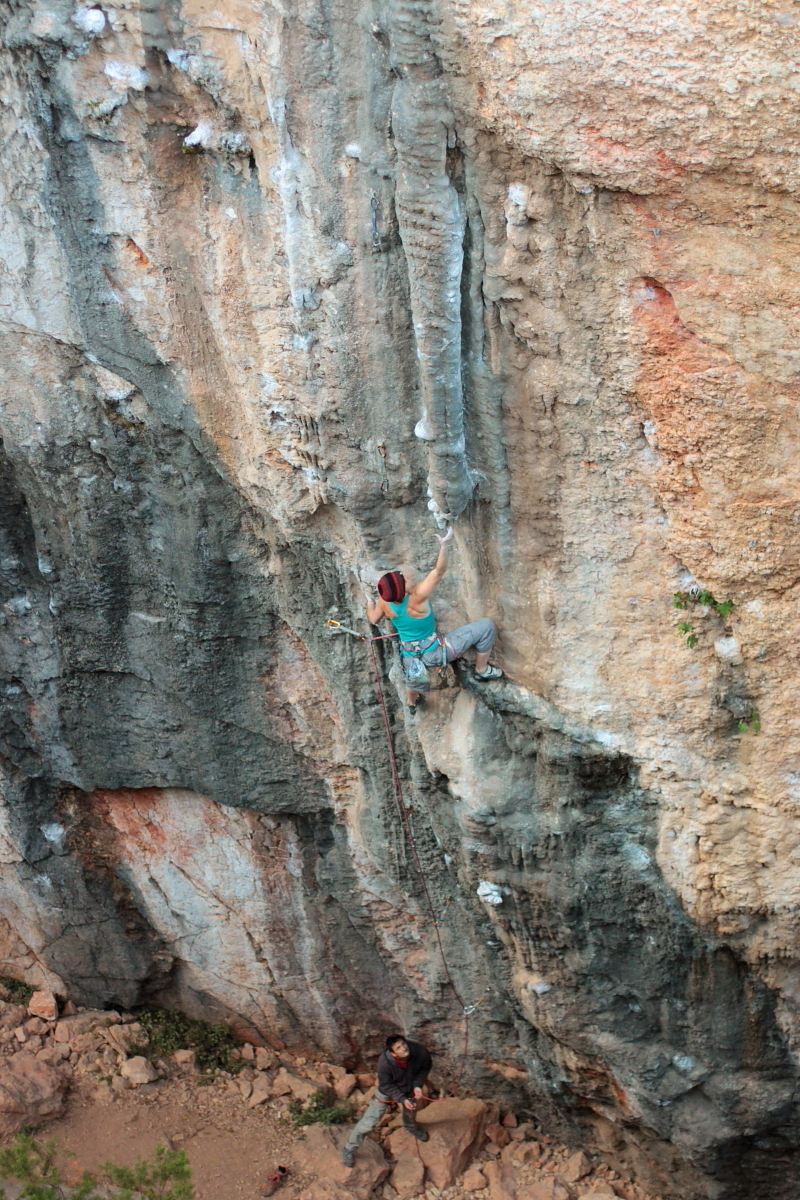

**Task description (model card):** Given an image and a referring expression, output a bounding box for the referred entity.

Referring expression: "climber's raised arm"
[411,527,453,604]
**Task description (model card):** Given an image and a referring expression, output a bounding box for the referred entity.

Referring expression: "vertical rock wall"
[1,1,800,1196]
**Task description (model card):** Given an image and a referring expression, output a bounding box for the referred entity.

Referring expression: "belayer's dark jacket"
[376,1040,432,1102]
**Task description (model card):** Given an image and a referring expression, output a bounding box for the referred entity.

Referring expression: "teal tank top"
[387,595,436,645]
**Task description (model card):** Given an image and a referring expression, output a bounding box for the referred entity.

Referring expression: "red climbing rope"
[326,620,471,1096]
[363,636,470,1200]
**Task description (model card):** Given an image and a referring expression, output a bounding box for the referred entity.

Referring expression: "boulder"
[27,991,58,1022]
[119,1056,158,1085]
[485,1123,511,1147]
[390,1152,425,1199]
[356,1073,374,1091]
[171,1049,197,1071]
[461,1166,487,1192]
[104,1024,141,1054]
[35,1046,63,1067]
[255,1047,277,1071]
[508,1142,541,1166]
[0,1002,26,1034]
[388,1099,488,1190]
[270,1069,293,1097]
[562,1151,592,1182]
[71,1031,101,1054]
[0,1051,66,1135]
[271,1067,317,1102]
[483,1159,517,1200]
[249,1073,271,1107]
[54,1011,119,1042]
[300,1124,388,1200]
[334,1073,357,1100]
[92,1082,114,1104]
[526,1181,570,1200]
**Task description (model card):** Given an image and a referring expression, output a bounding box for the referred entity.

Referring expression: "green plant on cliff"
[131,1006,241,1075]
[672,589,733,649]
[0,975,35,1006]
[0,1134,193,1200]
[288,1089,351,1127]
[737,707,761,734]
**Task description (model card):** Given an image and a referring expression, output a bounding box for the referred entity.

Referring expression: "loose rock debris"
[0,995,664,1200]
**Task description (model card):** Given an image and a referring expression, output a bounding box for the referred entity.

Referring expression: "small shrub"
[672,589,733,649]
[0,975,35,1006]
[288,1089,351,1127]
[0,1133,193,1200]
[737,707,760,734]
[102,1143,194,1200]
[132,1006,241,1075]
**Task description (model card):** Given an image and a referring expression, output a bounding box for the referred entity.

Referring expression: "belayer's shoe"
[411,1127,429,1142]
[473,664,503,682]
[262,1166,288,1196]
[341,1148,355,1168]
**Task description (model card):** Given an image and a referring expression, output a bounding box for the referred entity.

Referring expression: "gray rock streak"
[387,0,472,520]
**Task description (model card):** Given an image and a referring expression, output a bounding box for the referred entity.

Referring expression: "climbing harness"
[326,619,473,1099]
[397,632,448,695]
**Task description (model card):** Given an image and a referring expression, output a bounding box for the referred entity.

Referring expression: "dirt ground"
[16,1076,321,1200]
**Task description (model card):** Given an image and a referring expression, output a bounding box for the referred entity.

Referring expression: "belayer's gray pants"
[343,1089,417,1152]
[420,618,496,666]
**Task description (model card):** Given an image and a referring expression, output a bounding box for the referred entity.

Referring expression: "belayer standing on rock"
[365,527,503,712]
[341,1034,432,1168]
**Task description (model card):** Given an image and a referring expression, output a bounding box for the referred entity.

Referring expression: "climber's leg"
[437,618,501,678]
[342,1092,391,1162]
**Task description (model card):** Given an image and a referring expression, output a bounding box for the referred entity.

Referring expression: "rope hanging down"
[326,619,472,1094]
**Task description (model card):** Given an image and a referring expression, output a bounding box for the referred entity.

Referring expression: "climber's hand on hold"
[434,526,453,547]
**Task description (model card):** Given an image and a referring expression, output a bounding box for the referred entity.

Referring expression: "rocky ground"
[0,991,664,1200]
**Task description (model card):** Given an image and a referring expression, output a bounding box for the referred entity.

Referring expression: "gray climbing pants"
[343,1090,418,1152]
[420,618,496,666]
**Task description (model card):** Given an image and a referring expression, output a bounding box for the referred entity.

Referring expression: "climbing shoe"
[341,1148,355,1168]
[411,1127,429,1142]
[474,664,503,682]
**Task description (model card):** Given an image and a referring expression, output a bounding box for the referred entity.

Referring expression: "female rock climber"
[365,527,503,712]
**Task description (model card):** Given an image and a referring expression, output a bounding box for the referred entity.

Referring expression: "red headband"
[378,572,405,603]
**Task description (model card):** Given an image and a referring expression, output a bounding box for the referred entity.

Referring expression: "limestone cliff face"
[1,0,800,1195]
